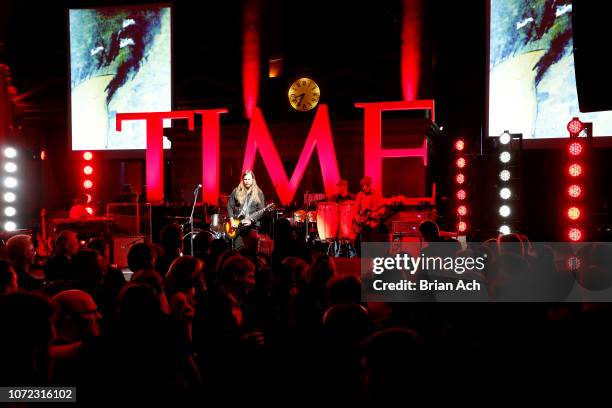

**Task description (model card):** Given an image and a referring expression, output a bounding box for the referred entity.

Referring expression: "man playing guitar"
[352,176,386,231]
[227,169,266,228]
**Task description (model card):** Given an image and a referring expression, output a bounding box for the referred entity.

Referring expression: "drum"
[210,214,225,234]
[306,210,317,223]
[293,210,306,223]
[338,200,356,239]
[316,202,338,240]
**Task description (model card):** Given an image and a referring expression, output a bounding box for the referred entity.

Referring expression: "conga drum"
[306,210,318,240]
[338,200,356,239]
[316,202,338,240]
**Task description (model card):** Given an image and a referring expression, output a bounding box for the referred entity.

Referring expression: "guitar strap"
[239,190,253,218]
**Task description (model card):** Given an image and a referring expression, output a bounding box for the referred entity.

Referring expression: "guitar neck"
[249,205,272,221]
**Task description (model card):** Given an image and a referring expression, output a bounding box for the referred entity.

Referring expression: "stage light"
[455,174,465,184]
[567,256,581,272]
[567,206,581,221]
[4,162,17,173]
[40,150,47,160]
[3,192,15,202]
[568,163,582,177]
[499,151,511,163]
[568,142,583,156]
[567,118,584,135]
[499,131,511,145]
[499,225,511,235]
[86,193,92,203]
[4,221,16,231]
[86,207,94,215]
[568,184,582,198]
[457,221,467,233]
[3,147,17,158]
[499,170,511,181]
[456,157,466,168]
[499,187,512,200]
[456,190,466,200]
[457,205,467,217]
[454,139,465,151]
[499,205,511,217]
[568,227,583,242]
[4,207,16,217]
[83,151,93,161]
[4,177,17,188]
[83,180,93,189]
[83,165,93,175]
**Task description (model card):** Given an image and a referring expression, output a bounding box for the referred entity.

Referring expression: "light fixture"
[499,131,511,145]
[3,147,17,158]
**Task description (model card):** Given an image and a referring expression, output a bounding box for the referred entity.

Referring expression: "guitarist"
[353,176,388,243]
[227,169,266,229]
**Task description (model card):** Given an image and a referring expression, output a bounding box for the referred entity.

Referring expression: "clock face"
[288,77,320,111]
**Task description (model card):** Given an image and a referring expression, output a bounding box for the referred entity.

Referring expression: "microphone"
[194,184,202,192]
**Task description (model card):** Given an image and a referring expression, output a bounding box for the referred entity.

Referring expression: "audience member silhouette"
[5,234,40,291]
[45,230,80,281]
[0,259,18,294]
[0,292,53,385]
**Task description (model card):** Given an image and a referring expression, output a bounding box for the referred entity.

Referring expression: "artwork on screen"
[489,0,612,138]
[69,5,171,150]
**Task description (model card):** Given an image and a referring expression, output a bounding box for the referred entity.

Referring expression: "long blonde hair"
[235,169,263,206]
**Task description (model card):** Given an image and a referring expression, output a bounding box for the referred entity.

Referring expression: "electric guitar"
[225,203,275,239]
[353,203,387,231]
[352,196,407,232]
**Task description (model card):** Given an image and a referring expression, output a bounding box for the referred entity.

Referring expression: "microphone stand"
[189,185,202,256]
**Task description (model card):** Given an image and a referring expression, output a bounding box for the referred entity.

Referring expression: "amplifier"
[389,210,433,236]
[258,235,274,255]
[392,221,421,236]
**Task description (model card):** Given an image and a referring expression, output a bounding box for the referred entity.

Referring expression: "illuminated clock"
[288,77,320,111]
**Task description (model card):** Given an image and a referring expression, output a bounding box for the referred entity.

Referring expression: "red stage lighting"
[86,207,94,215]
[568,227,583,242]
[568,184,582,198]
[83,180,93,189]
[567,206,581,221]
[567,118,584,135]
[454,139,465,151]
[455,174,465,184]
[568,163,582,177]
[40,150,47,160]
[457,205,467,216]
[83,165,93,175]
[457,221,467,233]
[568,142,583,156]
[83,151,93,161]
[456,157,466,168]
[85,193,92,203]
[456,190,466,200]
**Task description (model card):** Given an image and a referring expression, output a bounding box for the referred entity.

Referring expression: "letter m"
[242,105,341,205]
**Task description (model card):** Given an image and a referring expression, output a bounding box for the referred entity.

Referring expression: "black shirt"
[227,188,265,220]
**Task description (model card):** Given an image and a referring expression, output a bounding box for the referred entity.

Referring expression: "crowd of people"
[1,215,612,402]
